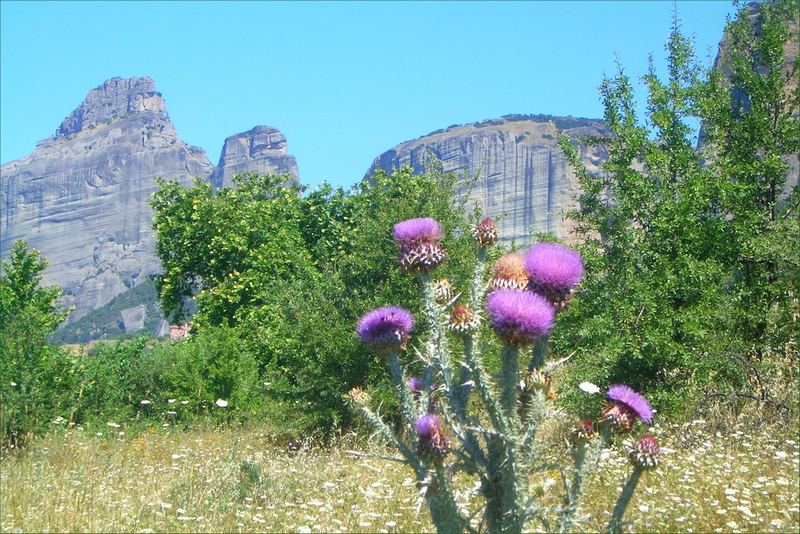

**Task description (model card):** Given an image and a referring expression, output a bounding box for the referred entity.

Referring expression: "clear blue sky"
[1,1,737,189]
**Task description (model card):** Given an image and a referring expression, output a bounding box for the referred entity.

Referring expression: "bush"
[0,242,74,448]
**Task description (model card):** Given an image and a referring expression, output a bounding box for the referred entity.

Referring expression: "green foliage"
[557,1,799,414]
[149,166,474,432]
[0,241,74,447]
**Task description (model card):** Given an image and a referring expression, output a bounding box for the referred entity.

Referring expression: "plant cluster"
[351,217,660,533]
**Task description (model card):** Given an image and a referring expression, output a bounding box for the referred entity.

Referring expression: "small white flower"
[167,399,176,404]
[10,381,17,387]
[579,381,600,394]
[180,400,189,405]
[140,399,151,405]
[107,422,120,428]
[215,398,228,408]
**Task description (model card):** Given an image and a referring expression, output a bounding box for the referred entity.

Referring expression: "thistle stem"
[387,350,415,430]
[528,337,548,372]
[606,467,644,534]
[499,344,521,426]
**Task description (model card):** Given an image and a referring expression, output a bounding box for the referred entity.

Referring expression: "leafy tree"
[557,1,799,413]
[0,241,73,447]
[150,166,476,431]
[699,0,800,356]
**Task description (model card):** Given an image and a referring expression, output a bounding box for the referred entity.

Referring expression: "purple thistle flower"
[606,384,653,423]
[486,289,555,346]
[415,413,441,440]
[407,377,422,395]
[415,413,450,460]
[356,306,414,351]
[524,243,584,305]
[393,218,446,272]
[393,218,443,245]
[602,384,653,431]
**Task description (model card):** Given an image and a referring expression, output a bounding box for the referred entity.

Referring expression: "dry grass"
[1,420,798,533]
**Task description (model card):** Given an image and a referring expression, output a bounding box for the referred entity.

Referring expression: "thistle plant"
[350,217,660,534]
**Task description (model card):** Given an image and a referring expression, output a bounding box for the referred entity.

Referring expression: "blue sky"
[1,1,737,189]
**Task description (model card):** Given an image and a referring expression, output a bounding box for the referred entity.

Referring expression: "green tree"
[699,0,800,356]
[150,166,477,431]
[0,241,73,447]
[557,1,799,413]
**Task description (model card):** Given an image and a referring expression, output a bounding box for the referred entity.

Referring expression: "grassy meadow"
[2,418,797,533]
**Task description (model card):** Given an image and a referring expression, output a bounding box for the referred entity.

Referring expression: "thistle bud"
[415,413,451,462]
[432,279,453,306]
[472,217,498,247]
[348,387,371,405]
[448,304,480,336]
[629,434,660,469]
[573,419,596,441]
[407,377,422,399]
[490,253,530,291]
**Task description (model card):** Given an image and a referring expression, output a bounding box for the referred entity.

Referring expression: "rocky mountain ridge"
[1,76,299,326]
[365,114,609,244]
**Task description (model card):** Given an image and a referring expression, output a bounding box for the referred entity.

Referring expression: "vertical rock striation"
[365,115,608,245]
[1,77,214,321]
[1,77,300,327]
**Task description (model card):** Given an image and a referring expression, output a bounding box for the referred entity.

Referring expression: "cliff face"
[366,115,608,245]
[1,77,299,327]
[211,125,300,189]
[1,77,214,321]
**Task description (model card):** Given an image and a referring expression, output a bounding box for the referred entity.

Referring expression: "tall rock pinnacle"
[1,76,214,322]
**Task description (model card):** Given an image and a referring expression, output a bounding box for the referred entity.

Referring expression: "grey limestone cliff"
[1,77,214,322]
[211,125,300,189]
[1,77,301,328]
[366,115,608,245]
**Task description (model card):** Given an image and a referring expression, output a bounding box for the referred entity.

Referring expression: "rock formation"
[365,115,608,245]
[1,77,299,327]
[211,125,300,189]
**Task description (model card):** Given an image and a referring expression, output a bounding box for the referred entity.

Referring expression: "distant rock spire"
[55,76,167,138]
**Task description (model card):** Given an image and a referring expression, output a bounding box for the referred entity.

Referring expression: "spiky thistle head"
[356,306,414,351]
[524,243,584,307]
[448,304,480,336]
[601,384,654,431]
[490,253,530,291]
[431,278,453,306]
[415,413,450,461]
[486,289,555,346]
[574,419,597,441]
[393,218,446,272]
[629,434,660,469]
[472,217,498,247]
[348,387,371,405]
